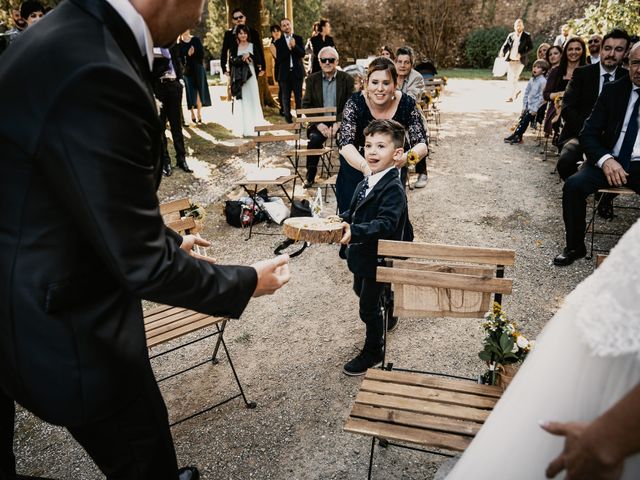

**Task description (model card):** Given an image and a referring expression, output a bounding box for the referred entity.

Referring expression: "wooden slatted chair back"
[376,240,515,319]
[252,124,301,167]
[294,107,337,125]
[159,198,200,235]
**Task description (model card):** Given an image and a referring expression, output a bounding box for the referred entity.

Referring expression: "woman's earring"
[391,94,396,100]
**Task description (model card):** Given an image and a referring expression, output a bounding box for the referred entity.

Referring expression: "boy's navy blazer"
[341,168,409,278]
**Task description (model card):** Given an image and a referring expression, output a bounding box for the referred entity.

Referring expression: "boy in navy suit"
[340,119,409,375]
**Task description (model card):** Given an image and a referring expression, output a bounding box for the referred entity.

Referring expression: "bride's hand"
[542,421,624,479]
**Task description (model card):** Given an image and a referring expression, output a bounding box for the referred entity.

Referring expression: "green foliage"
[204,0,227,58]
[569,0,640,36]
[262,0,323,44]
[464,26,510,69]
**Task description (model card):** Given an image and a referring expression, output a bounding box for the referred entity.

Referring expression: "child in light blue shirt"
[504,59,549,144]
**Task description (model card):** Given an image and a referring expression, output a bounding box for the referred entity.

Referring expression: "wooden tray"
[283,217,343,244]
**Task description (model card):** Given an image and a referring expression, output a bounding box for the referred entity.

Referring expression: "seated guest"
[554,43,640,266]
[301,46,354,188]
[543,37,586,142]
[395,47,425,101]
[339,119,410,375]
[557,29,629,181]
[337,57,428,213]
[504,59,549,144]
[587,34,603,64]
[536,42,550,60]
[545,44,562,71]
[380,45,394,60]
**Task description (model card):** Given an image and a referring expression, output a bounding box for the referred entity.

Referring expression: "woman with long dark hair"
[542,37,586,140]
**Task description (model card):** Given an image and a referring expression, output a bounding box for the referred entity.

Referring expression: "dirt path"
[13,79,632,479]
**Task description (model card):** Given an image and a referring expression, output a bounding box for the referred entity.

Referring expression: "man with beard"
[557,29,630,182]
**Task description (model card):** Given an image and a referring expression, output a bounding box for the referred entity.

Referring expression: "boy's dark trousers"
[513,111,536,138]
[353,275,385,352]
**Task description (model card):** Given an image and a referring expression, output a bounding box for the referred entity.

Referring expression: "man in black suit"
[557,29,630,181]
[0,1,290,478]
[152,46,192,176]
[274,17,305,123]
[554,44,640,266]
[220,8,264,77]
[301,46,354,188]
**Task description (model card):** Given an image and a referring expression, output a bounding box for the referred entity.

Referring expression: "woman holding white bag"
[498,19,534,102]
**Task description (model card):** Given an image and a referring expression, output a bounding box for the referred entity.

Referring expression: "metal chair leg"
[368,436,376,480]
[218,333,257,409]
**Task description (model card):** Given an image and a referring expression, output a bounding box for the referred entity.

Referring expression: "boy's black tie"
[355,178,369,207]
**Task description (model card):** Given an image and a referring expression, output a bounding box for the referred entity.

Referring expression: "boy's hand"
[340,222,351,245]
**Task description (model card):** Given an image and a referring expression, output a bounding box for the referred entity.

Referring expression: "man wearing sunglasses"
[301,46,354,188]
[587,34,603,64]
[220,8,263,77]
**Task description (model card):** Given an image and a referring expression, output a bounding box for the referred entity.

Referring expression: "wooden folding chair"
[344,240,515,478]
[287,107,338,183]
[253,123,301,167]
[145,198,256,426]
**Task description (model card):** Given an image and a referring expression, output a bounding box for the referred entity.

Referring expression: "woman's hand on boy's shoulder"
[340,222,351,245]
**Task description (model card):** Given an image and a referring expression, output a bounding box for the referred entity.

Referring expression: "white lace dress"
[231,43,266,137]
[447,219,640,479]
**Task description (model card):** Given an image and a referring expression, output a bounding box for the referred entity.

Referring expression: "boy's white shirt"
[364,166,395,197]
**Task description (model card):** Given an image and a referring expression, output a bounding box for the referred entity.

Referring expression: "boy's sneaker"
[503,135,515,143]
[343,349,383,376]
[508,136,522,144]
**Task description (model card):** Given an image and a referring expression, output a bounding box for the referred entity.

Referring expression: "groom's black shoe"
[553,246,587,266]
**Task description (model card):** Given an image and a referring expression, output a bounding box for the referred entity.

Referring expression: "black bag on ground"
[290,199,312,217]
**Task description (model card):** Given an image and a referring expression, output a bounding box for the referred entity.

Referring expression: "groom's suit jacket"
[0,0,257,427]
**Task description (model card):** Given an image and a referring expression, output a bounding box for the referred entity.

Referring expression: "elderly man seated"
[301,46,354,188]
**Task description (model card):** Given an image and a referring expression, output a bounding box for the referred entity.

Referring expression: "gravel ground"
[13,79,639,479]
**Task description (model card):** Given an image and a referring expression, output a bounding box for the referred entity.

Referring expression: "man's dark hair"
[395,47,414,64]
[363,119,405,148]
[366,56,398,85]
[602,29,631,49]
[231,8,244,16]
[20,0,44,20]
[270,24,281,33]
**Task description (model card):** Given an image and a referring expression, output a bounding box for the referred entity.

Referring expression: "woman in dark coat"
[179,29,212,124]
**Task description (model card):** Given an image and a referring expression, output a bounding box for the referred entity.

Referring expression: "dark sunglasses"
[588,40,600,44]
[233,15,244,20]
[319,58,336,64]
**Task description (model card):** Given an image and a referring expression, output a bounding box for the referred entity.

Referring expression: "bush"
[464,27,510,68]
